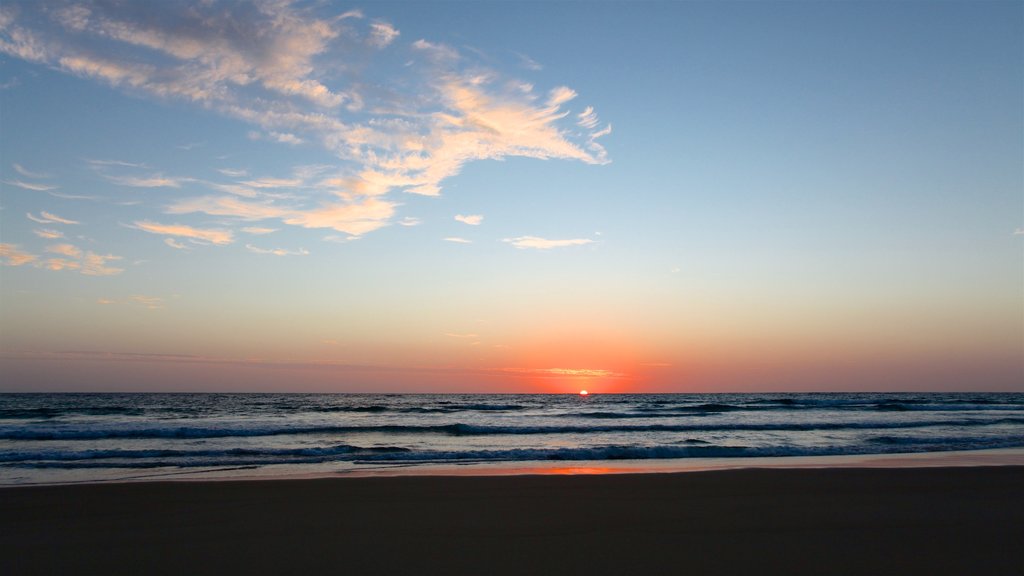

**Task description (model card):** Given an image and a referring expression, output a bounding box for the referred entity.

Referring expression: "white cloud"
[246,244,309,256]
[27,211,79,225]
[398,217,421,227]
[105,174,183,188]
[3,179,58,191]
[368,21,399,48]
[454,214,483,226]
[129,295,164,309]
[240,177,302,189]
[13,164,50,178]
[132,220,234,245]
[516,52,543,71]
[443,237,472,244]
[164,238,189,250]
[547,86,577,107]
[168,194,395,237]
[503,236,594,249]
[577,106,599,129]
[33,228,63,239]
[242,226,278,235]
[1014,228,1024,236]
[2,3,611,241]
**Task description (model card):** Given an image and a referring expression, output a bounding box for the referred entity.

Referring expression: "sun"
[579,389,589,396]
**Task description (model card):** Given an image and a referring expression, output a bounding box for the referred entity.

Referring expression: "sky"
[0,0,1021,393]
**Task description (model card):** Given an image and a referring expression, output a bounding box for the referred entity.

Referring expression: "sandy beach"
[2,466,1022,575]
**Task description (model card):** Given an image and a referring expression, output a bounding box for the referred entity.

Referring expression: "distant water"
[1,393,1023,484]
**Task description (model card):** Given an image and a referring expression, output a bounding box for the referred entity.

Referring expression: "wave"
[4,417,1023,441]
[0,443,410,464]
[7,436,1024,469]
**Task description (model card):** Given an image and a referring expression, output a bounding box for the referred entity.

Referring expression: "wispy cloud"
[218,168,248,178]
[242,226,278,235]
[398,217,421,227]
[516,52,543,71]
[1,2,610,241]
[131,220,234,245]
[27,211,79,225]
[33,228,63,239]
[503,236,594,249]
[444,333,479,339]
[368,21,399,48]
[164,238,189,250]
[454,214,483,226]
[103,174,183,188]
[47,243,83,258]
[443,237,472,244]
[246,244,309,256]
[1014,228,1024,236]
[6,242,123,276]
[3,179,58,191]
[0,243,37,266]
[12,163,51,178]
[129,295,164,309]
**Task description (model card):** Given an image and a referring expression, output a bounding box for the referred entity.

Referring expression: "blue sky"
[1,1,1021,392]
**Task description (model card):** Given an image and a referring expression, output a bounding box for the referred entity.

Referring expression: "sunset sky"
[1,1,1021,392]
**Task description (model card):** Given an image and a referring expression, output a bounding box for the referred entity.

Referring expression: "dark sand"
[2,466,1022,575]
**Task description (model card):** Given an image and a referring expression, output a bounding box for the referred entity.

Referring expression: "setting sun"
[579,390,589,396]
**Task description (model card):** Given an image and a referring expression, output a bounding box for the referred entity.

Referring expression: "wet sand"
[2,466,1022,575]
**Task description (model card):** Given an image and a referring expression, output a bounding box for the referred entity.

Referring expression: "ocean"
[1,392,1022,484]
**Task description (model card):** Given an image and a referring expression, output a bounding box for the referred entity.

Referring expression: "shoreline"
[2,465,1021,575]
[4,446,1024,487]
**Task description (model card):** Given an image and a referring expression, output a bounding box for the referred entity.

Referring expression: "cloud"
[48,191,99,201]
[516,52,543,71]
[503,236,594,249]
[249,131,304,146]
[398,217,421,227]
[1014,228,1024,236]
[131,220,234,245]
[3,179,58,191]
[164,238,189,250]
[108,174,182,188]
[443,237,472,244]
[33,228,63,239]
[7,243,123,275]
[2,2,610,241]
[0,243,37,266]
[240,177,302,189]
[129,295,164,309]
[454,214,483,226]
[242,226,278,235]
[444,333,479,339]
[246,244,309,256]
[47,243,83,258]
[12,164,50,178]
[168,195,396,237]
[368,21,399,48]
[218,168,248,178]
[27,211,79,225]
[79,252,124,276]
[577,106,599,129]
[39,257,79,272]
[547,86,577,107]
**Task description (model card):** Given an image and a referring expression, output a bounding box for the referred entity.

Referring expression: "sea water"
[1,392,1022,484]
